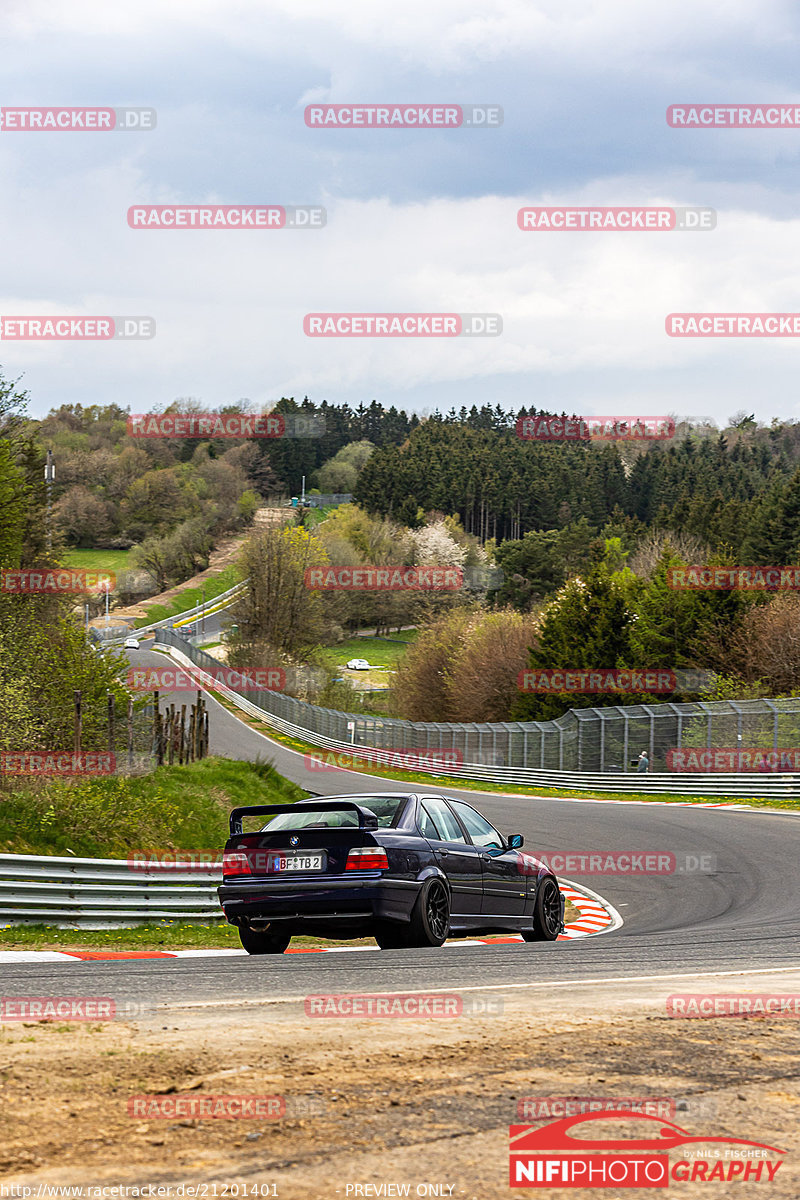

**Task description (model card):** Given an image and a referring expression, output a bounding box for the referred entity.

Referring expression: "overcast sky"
[2,0,800,422]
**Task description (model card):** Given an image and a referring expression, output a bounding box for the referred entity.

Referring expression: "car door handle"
[438,849,449,857]
[481,855,491,863]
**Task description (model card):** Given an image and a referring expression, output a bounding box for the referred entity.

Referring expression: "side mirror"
[507,833,524,849]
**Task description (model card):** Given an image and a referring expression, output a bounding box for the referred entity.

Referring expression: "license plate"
[267,852,326,873]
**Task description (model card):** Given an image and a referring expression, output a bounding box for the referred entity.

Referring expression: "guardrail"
[157,637,800,799]
[0,853,223,926]
[94,580,245,647]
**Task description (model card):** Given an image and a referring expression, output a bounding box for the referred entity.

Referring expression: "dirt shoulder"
[3,970,799,1197]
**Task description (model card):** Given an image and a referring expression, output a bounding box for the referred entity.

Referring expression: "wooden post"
[107,692,115,755]
[127,697,134,771]
[73,691,82,755]
[168,704,175,765]
[203,710,209,758]
[179,705,186,765]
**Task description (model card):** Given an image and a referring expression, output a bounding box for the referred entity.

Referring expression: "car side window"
[418,804,442,840]
[422,797,467,843]
[450,801,504,850]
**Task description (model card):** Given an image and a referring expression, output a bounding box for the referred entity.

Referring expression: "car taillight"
[345,847,389,871]
[223,850,251,876]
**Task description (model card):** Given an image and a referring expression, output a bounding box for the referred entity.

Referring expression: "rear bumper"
[218,873,421,926]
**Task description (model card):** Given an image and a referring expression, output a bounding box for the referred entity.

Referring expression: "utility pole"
[44,449,55,552]
[301,475,306,504]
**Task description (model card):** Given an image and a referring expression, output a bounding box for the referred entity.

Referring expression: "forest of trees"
[8,375,800,730]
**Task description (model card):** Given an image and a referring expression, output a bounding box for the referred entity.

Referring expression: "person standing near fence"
[637,750,650,773]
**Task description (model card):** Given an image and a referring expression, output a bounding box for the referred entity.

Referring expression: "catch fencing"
[154,630,800,795]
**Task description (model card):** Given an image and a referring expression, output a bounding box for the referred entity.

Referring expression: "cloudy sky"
[2,0,800,422]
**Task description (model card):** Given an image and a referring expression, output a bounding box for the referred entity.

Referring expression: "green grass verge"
[317,635,413,671]
[0,922,376,951]
[134,565,240,628]
[0,902,581,950]
[207,690,800,809]
[63,549,132,574]
[0,756,305,858]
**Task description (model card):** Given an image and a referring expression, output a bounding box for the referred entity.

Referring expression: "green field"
[318,632,417,671]
[63,548,132,574]
[135,565,241,627]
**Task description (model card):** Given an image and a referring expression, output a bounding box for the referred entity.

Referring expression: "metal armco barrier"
[0,853,222,926]
[157,635,800,799]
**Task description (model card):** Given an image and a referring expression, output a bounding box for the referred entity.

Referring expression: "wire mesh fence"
[155,629,800,773]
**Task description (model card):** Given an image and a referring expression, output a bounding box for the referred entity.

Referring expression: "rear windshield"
[263,797,407,830]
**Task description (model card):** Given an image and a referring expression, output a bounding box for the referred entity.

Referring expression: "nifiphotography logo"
[509,1111,785,1187]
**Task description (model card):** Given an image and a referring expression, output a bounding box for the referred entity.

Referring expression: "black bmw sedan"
[218,792,564,953]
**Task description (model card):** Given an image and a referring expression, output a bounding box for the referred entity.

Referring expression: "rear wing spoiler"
[228,800,379,837]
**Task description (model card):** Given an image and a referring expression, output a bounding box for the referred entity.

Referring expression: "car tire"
[522,877,562,942]
[374,922,407,950]
[238,924,291,955]
[403,877,450,947]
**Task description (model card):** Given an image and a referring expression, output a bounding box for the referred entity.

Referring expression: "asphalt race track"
[5,642,800,1003]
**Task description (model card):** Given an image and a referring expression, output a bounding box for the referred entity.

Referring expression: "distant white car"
[124,637,140,650]
[346,658,370,670]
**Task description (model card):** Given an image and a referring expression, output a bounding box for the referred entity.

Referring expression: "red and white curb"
[0,881,619,961]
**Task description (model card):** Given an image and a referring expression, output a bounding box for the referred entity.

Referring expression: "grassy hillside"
[0,757,305,858]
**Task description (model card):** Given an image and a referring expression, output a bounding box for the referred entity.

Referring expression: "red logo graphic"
[510,1112,784,1187]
